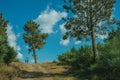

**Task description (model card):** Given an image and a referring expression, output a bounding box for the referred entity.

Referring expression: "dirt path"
[13,63,53,80]
[12,62,76,80]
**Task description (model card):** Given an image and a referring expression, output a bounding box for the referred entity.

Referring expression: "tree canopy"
[62,0,116,62]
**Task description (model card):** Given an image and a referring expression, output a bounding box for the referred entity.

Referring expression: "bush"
[4,46,17,64]
[0,44,17,65]
[0,44,9,64]
[58,47,77,65]
[58,46,93,79]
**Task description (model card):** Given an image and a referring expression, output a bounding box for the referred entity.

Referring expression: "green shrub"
[0,44,17,64]
[58,47,77,65]
[58,46,93,79]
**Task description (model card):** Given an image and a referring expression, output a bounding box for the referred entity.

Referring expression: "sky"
[0,0,120,63]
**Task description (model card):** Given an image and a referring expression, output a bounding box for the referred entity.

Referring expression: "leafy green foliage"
[58,47,77,65]
[23,21,48,63]
[58,46,93,79]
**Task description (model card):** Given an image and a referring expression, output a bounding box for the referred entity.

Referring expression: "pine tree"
[0,13,17,64]
[23,21,48,63]
[0,13,8,45]
[0,13,8,64]
[62,0,116,62]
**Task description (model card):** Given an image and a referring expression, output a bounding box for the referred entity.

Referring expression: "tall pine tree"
[62,0,116,62]
[23,21,48,63]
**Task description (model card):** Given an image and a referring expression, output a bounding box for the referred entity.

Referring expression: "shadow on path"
[18,69,71,79]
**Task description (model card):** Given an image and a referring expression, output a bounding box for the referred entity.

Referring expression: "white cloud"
[60,38,70,46]
[96,34,108,40]
[30,59,34,63]
[7,24,23,59]
[16,46,21,51]
[7,25,17,50]
[60,23,67,34]
[17,52,23,59]
[75,41,81,45]
[59,23,82,46]
[59,23,70,46]
[34,6,67,34]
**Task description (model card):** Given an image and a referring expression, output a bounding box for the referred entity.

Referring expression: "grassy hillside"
[0,62,77,80]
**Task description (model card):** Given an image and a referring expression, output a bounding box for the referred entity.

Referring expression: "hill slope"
[2,62,76,80]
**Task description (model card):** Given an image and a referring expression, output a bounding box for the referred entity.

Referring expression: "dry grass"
[40,62,76,80]
[0,62,77,80]
[0,64,18,80]
[40,62,68,73]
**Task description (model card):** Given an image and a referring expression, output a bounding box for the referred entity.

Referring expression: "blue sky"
[0,0,120,63]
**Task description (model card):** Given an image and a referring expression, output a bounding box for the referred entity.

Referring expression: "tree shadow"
[18,68,73,79]
[18,70,44,79]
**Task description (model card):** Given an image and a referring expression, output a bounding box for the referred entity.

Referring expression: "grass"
[0,62,77,80]
[53,75,76,80]
[40,62,69,73]
[40,62,77,80]
[0,64,18,80]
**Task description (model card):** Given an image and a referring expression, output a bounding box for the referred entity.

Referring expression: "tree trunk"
[33,48,37,64]
[89,0,98,62]
[91,28,98,62]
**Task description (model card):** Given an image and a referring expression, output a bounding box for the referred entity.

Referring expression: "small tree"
[23,21,48,63]
[62,0,116,62]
